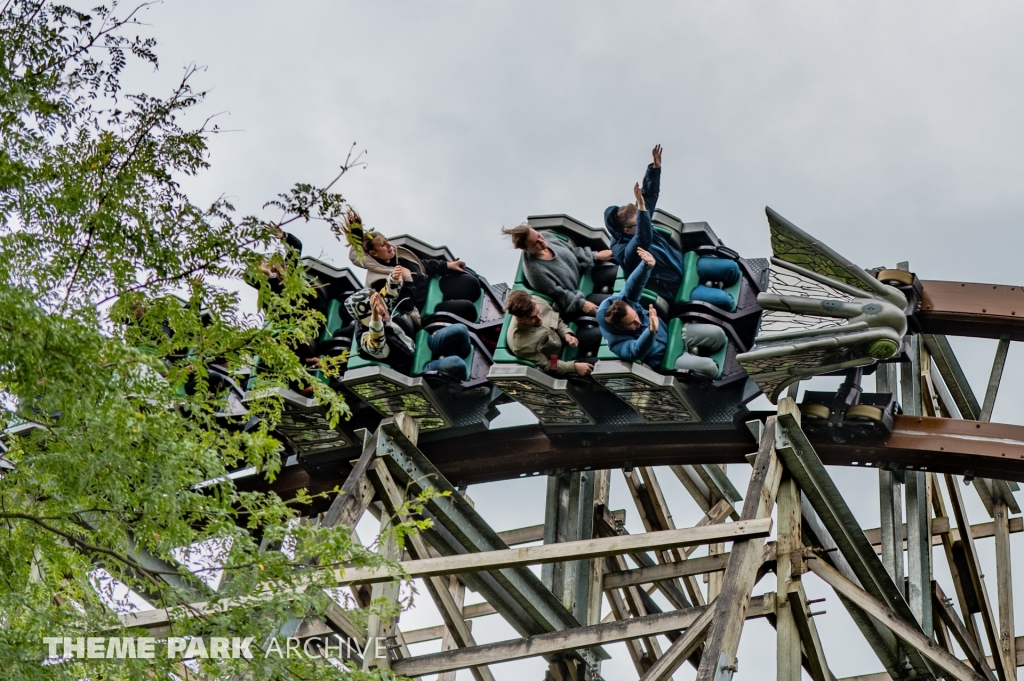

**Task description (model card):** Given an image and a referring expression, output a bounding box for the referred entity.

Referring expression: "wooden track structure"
[150,278,1024,680]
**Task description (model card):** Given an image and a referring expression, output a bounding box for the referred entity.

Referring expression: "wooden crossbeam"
[389,595,775,678]
[603,542,777,590]
[121,520,770,630]
[808,557,985,681]
[334,519,771,585]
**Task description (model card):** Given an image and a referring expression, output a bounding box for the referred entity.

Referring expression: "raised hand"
[637,247,656,268]
[574,362,594,377]
[633,182,646,211]
[652,144,662,168]
[648,304,659,334]
[370,292,383,323]
[565,332,579,348]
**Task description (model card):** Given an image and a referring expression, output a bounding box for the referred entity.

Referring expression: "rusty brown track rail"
[920,280,1024,341]
[238,414,1024,512]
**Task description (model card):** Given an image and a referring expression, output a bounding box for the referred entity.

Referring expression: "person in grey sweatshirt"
[502,224,617,318]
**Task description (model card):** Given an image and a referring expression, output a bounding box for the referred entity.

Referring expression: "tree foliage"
[0,2,403,678]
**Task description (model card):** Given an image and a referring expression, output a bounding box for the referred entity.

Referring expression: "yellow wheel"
[800,403,831,420]
[845,405,884,422]
[876,269,914,287]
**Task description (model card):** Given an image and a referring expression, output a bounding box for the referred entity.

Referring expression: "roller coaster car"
[488,215,632,427]
[588,222,765,421]
[342,240,506,438]
[244,258,368,474]
[798,390,898,443]
[737,208,910,403]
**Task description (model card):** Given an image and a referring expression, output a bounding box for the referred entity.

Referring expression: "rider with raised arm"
[598,248,725,377]
[344,267,473,381]
[604,146,741,309]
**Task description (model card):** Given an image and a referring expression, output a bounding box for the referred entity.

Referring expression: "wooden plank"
[640,606,716,681]
[330,519,767,585]
[934,580,997,681]
[789,581,835,681]
[693,413,783,681]
[946,473,1009,681]
[389,595,775,678]
[864,515,1024,549]
[604,552,730,589]
[777,473,803,681]
[604,557,651,675]
[322,414,418,531]
[363,509,402,671]
[121,520,771,630]
[369,457,495,681]
[980,337,1011,422]
[808,557,985,681]
[995,501,1017,681]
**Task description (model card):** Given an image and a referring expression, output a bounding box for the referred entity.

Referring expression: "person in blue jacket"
[604,145,684,301]
[598,247,728,377]
[597,247,667,366]
[605,145,742,311]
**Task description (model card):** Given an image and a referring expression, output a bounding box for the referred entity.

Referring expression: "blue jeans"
[696,256,741,286]
[691,285,736,312]
[423,323,471,379]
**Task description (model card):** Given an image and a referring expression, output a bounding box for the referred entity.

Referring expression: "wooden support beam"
[864,514,1024,551]
[121,520,770,630]
[878,469,905,592]
[363,508,402,671]
[946,473,1010,681]
[995,501,1017,681]
[320,426,382,530]
[624,466,702,607]
[603,552,729,589]
[777,470,804,681]
[693,413,783,681]
[609,553,665,670]
[980,336,1011,423]
[604,557,651,675]
[934,580,998,681]
[906,470,933,634]
[640,606,717,681]
[808,557,986,681]
[339,519,773,585]
[921,333,982,420]
[388,595,775,678]
[370,457,496,681]
[789,581,834,681]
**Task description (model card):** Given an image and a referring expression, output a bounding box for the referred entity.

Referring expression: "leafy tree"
[0,2,406,678]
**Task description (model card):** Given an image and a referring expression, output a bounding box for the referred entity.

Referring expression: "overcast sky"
[131,2,1024,678]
